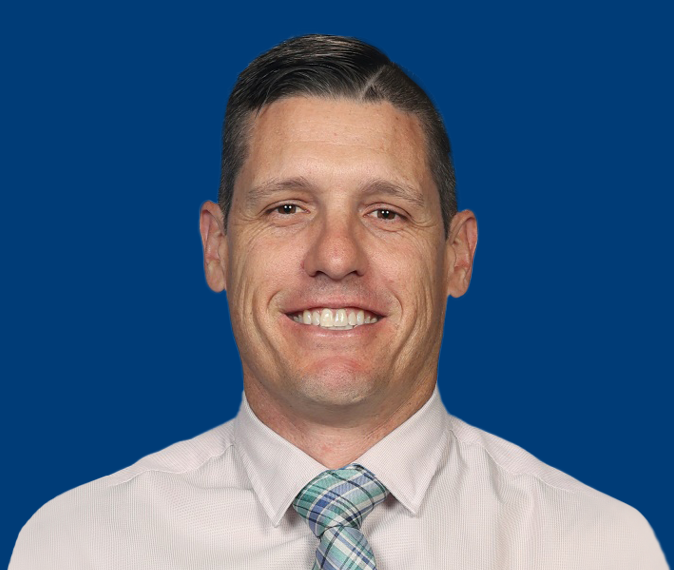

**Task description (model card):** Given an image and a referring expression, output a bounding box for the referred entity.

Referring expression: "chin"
[293,364,382,408]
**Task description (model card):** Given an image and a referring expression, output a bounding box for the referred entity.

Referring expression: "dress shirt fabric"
[10,384,668,569]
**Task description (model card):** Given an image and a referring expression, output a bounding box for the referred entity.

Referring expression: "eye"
[376,208,397,220]
[371,208,405,222]
[272,204,299,215]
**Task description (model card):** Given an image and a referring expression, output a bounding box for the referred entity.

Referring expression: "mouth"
[286,307,381,331]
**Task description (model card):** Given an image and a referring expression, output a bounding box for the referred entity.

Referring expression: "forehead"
[235,96,434,196]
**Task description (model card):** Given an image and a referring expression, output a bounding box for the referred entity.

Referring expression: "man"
[10,34,668,570]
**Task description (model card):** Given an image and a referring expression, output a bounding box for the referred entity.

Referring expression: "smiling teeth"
[292,308,378,329]
[320,309,333,327]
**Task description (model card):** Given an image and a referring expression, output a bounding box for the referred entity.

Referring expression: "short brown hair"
[219,34,457,236]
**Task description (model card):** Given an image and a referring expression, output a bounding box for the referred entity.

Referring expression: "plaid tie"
[292,463,389,570]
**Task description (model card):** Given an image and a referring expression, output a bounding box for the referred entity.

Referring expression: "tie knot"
[292,463,389,538]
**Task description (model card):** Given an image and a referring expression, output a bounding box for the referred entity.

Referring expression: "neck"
[243,376,436,469]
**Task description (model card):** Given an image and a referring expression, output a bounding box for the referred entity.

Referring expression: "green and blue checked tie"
[292,463,389,570]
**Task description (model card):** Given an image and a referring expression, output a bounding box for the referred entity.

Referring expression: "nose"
[303,214,369,280]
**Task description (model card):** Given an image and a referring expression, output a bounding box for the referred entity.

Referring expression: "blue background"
[2,0,672,565]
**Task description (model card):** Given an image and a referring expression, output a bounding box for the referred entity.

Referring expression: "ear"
[199,200,228,292]
[445,209,478,298]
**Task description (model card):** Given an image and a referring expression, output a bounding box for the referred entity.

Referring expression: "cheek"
[381,241,446,321]
[228,232,305,312]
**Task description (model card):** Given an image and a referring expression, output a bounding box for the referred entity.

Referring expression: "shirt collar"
[233,383,450,527]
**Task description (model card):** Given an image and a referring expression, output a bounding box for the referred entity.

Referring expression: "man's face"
[201,97,475,424]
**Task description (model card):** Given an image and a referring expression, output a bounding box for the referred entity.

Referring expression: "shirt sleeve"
[613,505,670,570]
[9,491,91,570]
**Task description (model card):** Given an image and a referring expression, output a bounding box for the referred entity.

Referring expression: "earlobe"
[446,210,478,298]
[199,201,228,293]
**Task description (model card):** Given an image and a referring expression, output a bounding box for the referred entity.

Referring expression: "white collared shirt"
[10,384,668,569]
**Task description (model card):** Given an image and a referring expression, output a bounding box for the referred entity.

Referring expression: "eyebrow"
[358,179,426,209]
[244,176,426,209]
[244,177,313,209]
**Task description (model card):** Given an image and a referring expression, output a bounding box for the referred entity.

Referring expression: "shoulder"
[443,414,668,569]
[9,420,237,570]
[445,413,594,493]
[106,417,237,486]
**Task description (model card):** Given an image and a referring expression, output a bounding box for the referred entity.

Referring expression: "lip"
[280,312,385,338]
